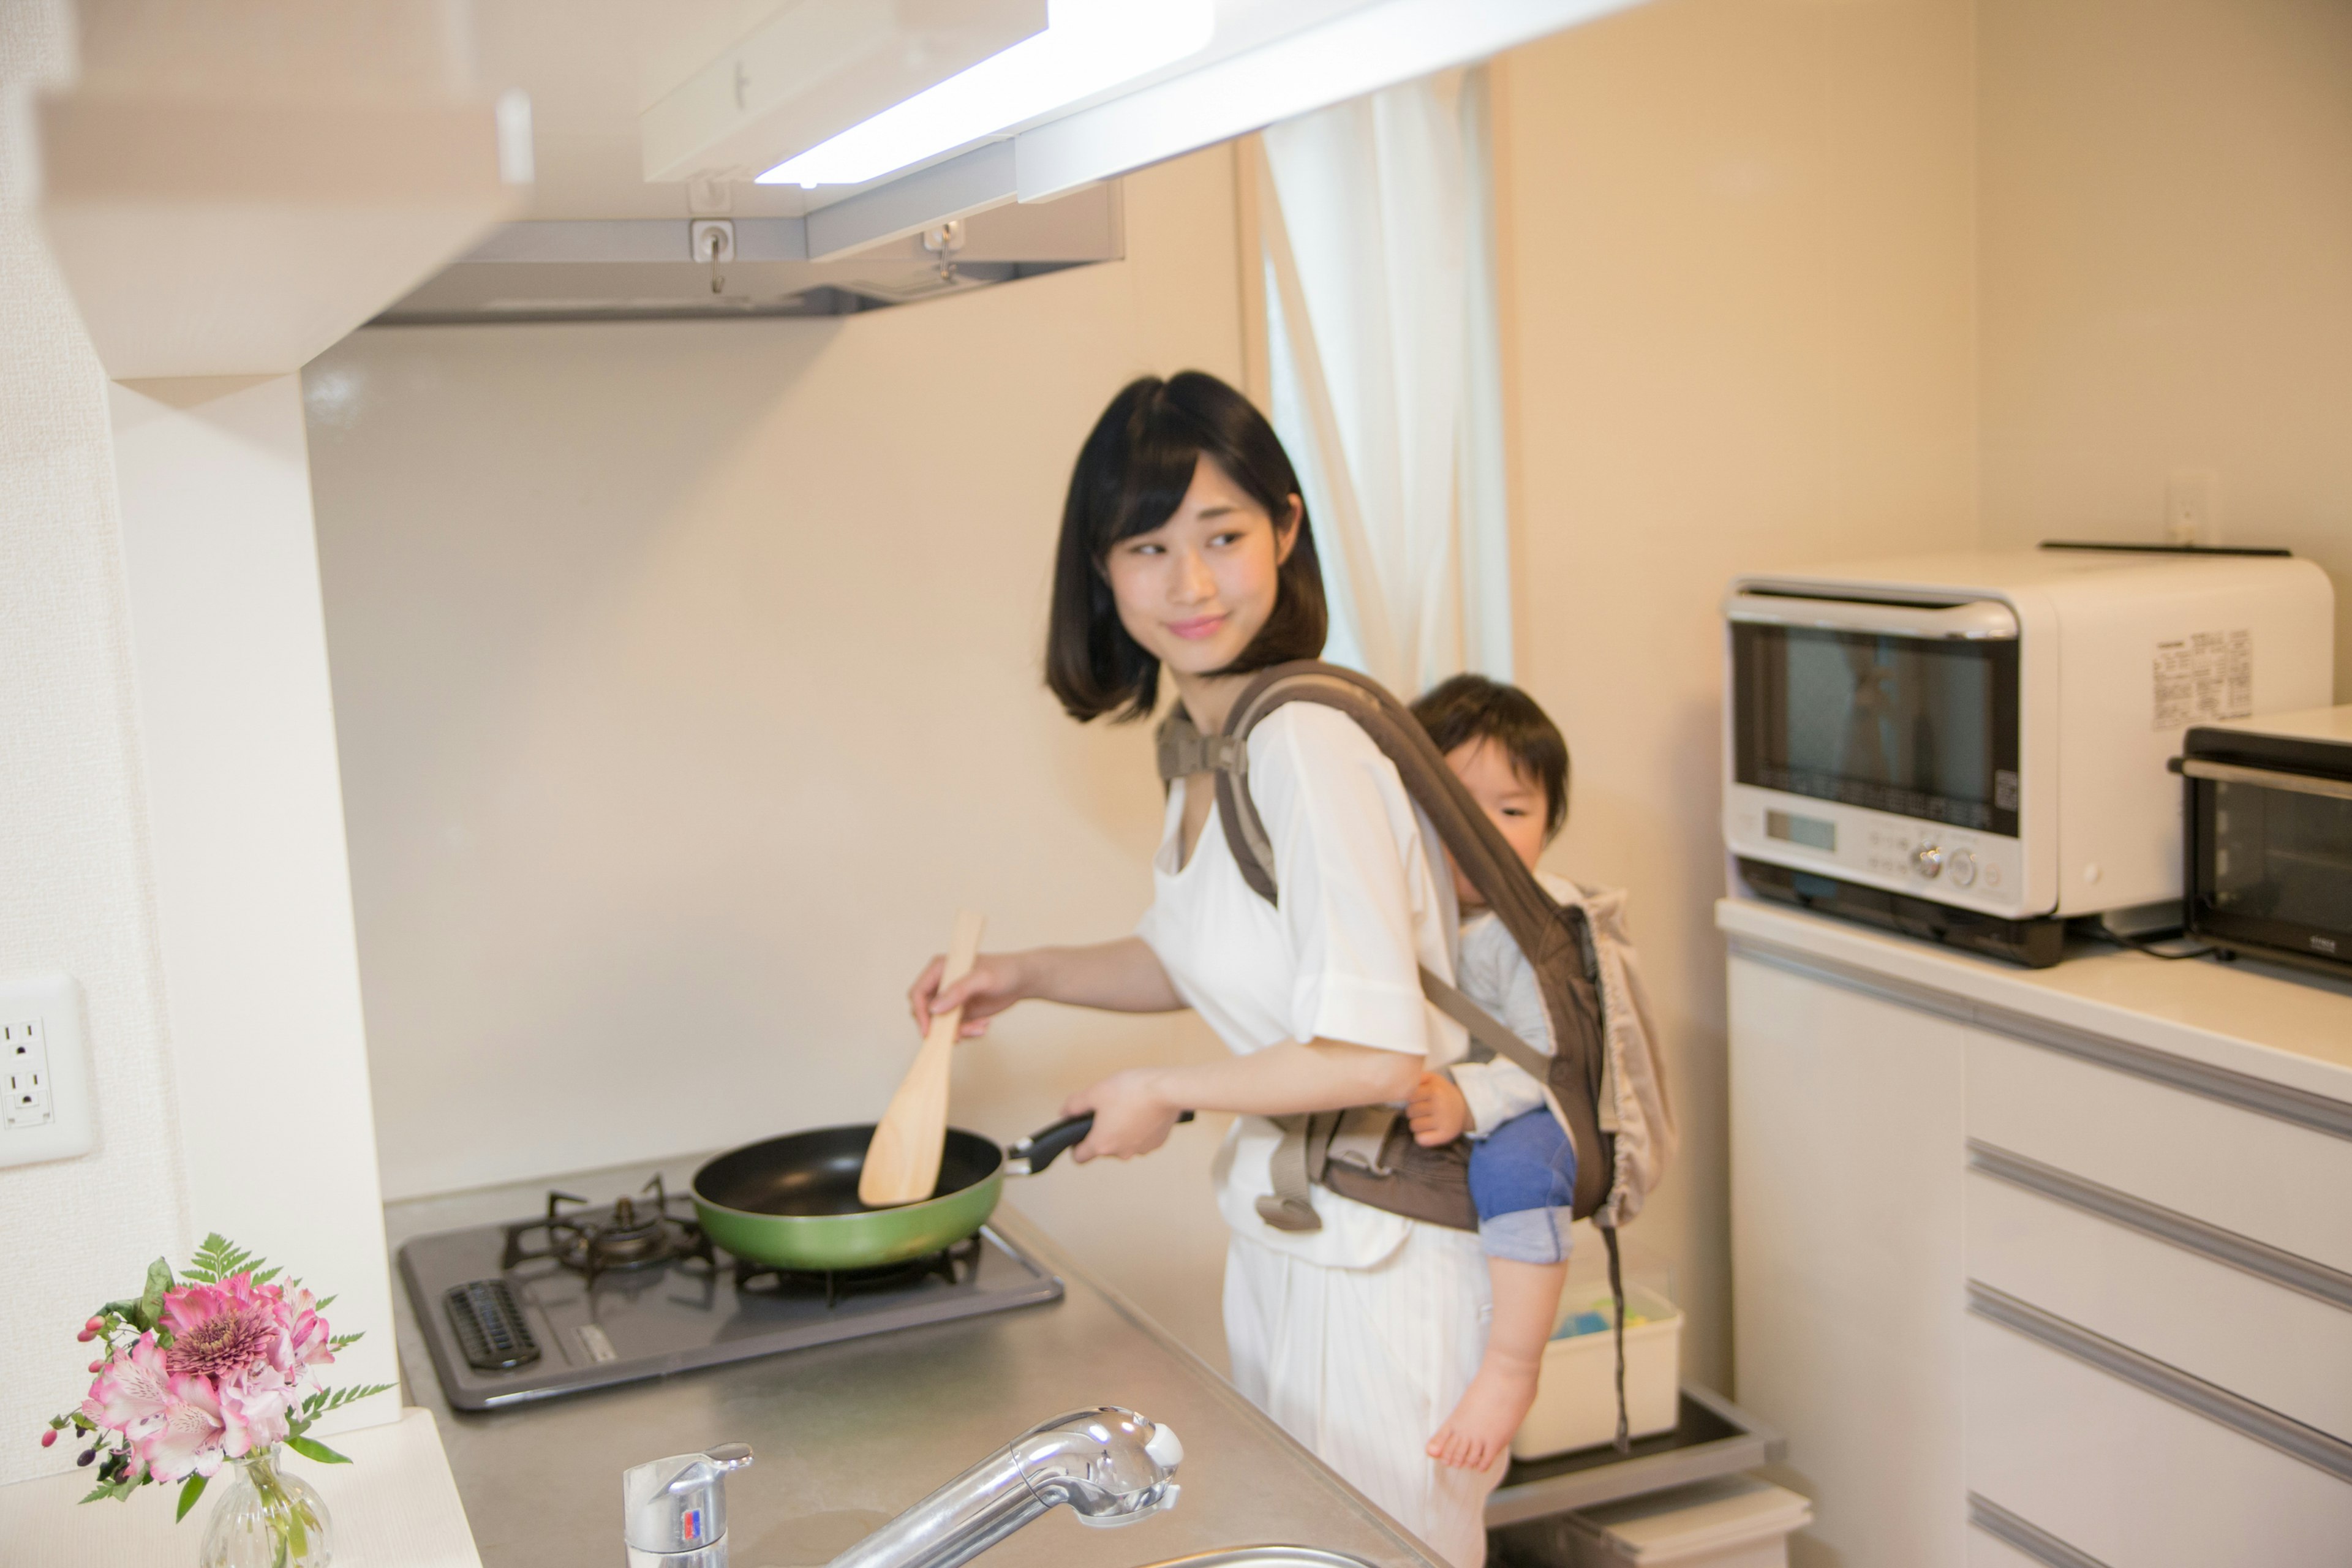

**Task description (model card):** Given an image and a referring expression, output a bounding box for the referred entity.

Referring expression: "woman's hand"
[908,951,1031,1039]
[1061,1069,1183,1163]
[1406,1071,1470,1147]
[908,938,1183,1039]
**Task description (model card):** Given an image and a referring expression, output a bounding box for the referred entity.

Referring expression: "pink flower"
[277,1295,335,1376]
[160,1278,281,1381]
[82,1335,174,1442]
[132,1376,227,1483]
[217,1368,293,1457]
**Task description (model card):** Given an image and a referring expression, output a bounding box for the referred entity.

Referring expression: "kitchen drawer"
[1965,1309,2352,1567]
[1966,1027,2352,1276]
[1966,1161,2352,1441]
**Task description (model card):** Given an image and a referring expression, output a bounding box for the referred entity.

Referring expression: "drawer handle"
[1967,1493,2111,1568]
[2179,755,2352,803]
[1969,1140,2352,1314]
[1968,1282,2352,1484]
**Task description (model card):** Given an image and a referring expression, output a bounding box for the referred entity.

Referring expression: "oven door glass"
[2192,778,2352,952]
[1732,622,2021,835]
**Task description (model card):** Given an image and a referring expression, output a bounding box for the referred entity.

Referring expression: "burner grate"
[500,1175,715,1287]
[731,1235,982,1308]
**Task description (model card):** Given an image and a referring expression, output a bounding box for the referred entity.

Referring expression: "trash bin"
[1494,1476,1812,1568]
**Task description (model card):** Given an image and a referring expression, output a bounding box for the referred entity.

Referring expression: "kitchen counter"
[1717,895,2352,1105]
[385,1157,1450,1568]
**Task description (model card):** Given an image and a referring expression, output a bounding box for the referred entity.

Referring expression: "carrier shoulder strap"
[1419,965,1551,1084]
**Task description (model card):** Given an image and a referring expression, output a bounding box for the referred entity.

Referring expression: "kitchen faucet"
[826,1406,1183,1568]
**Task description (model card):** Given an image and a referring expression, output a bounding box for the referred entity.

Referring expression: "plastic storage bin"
[1511,1283,1683,1460]
[1550,1476,1812,1567]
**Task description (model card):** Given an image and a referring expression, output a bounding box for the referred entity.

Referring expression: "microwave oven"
[1723,548,2334,965]
[2180,705,2352,974]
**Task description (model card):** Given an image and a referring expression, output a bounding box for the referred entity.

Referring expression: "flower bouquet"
[43,1235,394,1567]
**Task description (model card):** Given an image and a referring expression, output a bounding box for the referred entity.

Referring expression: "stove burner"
[500,1176,715,1287]
[733,1235,983,1308]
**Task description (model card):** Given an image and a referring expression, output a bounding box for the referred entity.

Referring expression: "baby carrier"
[1157,661,1676,1449]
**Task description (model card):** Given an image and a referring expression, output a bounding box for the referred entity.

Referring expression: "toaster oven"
[1724,548,2334,965]
[2180,706,2352,973]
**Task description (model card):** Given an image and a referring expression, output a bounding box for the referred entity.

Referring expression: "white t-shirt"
[1450,868,1578,1137]
[1135,703,1468,1268]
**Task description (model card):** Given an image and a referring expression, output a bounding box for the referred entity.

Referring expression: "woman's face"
[1103,454,1300,681]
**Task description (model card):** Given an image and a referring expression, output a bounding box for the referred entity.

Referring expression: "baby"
[1406,674,1579,1472]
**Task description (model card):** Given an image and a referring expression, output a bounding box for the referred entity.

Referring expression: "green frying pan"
[690,1112,1192,1272]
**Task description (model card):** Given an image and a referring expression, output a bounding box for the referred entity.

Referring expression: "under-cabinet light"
[756,0,1212,189]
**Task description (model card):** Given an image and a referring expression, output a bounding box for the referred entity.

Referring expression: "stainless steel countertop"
[385,1154,1447,1568]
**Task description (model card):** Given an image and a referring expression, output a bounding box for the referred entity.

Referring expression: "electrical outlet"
[0,976,94,1167]
[4,1017,53,1128]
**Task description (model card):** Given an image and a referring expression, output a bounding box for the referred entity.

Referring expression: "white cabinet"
[1723,900,2352,1568]
[1727,954,1969,1568]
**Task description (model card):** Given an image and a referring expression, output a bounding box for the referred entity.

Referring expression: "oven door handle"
[2176,755,2352,802]
[1723,593,2018,640]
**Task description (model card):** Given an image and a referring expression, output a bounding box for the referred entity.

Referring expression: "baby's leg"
[1428,1257,1567,1471]
[1429,1109,1578,1471]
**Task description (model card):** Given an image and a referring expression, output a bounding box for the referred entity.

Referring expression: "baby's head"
[1411,674,1569,900]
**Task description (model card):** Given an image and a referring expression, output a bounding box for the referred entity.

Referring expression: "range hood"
[374,179,1118,324]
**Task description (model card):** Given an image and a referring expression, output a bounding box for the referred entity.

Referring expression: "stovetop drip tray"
[399,1211,1063,1411]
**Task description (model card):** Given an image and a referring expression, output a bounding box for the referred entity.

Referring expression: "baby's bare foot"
[1427,1357,1542,1471]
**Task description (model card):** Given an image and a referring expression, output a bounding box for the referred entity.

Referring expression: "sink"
[1132,1552,1380,1568]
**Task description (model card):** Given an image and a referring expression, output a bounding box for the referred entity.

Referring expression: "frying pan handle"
[1007,1110,1196,1176]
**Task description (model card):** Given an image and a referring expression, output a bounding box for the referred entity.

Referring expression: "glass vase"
[198,1446,333,1568]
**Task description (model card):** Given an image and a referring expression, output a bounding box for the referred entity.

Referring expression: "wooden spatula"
[859,910,988,1207]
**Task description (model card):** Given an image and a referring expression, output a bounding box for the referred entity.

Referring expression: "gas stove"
[398,1177,1063,1410]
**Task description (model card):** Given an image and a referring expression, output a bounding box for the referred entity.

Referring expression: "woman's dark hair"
[1046,372,1326,723]
[1411,674,1572,840]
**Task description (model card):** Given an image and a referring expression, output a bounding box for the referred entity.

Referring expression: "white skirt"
[1223,1221,1504,1568]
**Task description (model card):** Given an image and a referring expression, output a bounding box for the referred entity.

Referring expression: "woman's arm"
[908,936,1182,1038]
[1062,1039,1423,1163]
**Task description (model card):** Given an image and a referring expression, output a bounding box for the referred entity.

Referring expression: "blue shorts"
[1466,1108,1577,1265]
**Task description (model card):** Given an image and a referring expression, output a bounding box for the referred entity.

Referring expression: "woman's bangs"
[1098,417,1208,552]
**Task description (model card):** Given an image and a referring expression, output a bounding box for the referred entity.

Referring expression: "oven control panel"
[1725,785,2032,916]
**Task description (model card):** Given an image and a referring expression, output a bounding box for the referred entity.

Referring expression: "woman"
[907,371,1498,1566]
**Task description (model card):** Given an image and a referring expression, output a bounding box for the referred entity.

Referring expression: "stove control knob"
[1947,848,1978,888]
[1912,843,1945,880]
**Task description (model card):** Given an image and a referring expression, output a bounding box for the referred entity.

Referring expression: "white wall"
[307,147,1251,1363]
[108,373,401,1420]
[1491,0,1982,1390]
[1978,0,2352,695]
[0,0,191,1488]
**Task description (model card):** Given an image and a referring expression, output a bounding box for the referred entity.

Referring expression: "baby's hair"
[1410,674,1570,840]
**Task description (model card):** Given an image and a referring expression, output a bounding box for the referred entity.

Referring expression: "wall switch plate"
[0,975,96,1167]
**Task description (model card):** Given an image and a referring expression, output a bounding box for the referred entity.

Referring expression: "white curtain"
[1258,67,1513,699]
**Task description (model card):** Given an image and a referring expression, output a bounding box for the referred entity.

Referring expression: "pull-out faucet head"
[827,1406,1182,1568]
[1007,1408,1184,1525]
